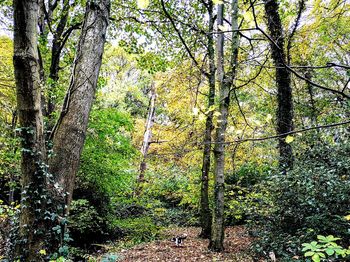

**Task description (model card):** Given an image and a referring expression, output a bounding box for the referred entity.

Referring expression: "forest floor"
[115,226,258,262]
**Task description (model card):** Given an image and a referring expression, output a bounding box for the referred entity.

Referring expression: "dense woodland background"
[0,0,349,261]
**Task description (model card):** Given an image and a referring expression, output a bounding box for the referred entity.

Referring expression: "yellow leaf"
[39,249,46,255]
[344,214,350,221]
[208,105,217,112]
[285,135,294,144]
[192,107,199,116]
[213,111,221,117]
[227,126,235,134]
[137,0,149,9]
[213,0,223,4]
[198,114,206,122]
[254,119,261,126]
[266,114,273,122]
[235,129,243,135]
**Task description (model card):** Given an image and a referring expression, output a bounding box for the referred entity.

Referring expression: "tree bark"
[136,84,156,192]
[199,0,215,239]
[49,0,110,209]
[264,0,294,171]
[13,0,47,259]
[209,0,239,252]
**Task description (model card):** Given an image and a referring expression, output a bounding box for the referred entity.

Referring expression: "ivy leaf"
[285,135,294,144]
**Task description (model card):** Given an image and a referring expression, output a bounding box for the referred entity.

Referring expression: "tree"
[158,0,216,239]
[199,0,216,239]
[263,0,294,171]
[12,0,110,259]
[49,0,110,209]
[209,0,239,251]
[13,0,47,259]
[137,83,156,191]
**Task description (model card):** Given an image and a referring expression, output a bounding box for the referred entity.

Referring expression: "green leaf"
[312,253,320,262]
[325,248,335,256]
[305,251,315,257]
[318,252,326,258]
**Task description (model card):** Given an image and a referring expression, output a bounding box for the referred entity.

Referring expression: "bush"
[68,199,109,247]
[69,107,137,251]
[251,142,350,260]
[225,163,271,225]
[112,216,161,244]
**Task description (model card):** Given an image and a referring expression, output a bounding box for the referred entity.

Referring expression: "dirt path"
[118,226,256,262]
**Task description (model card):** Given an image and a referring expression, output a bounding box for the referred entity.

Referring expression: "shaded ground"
[118,226,257,262]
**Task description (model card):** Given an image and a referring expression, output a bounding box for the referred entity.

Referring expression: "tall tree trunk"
[49,0,110,209]
[264,0,294,171]
[13,0,47,259]
[199,0,215,239]
[209,0,239,252]
[136,84,156,192]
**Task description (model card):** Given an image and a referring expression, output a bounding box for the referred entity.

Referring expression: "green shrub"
[251,142,350,260]
[69,108,137,250]
[302,235,350,262]
[68,199,107,245]
[225,163,271,225]
[112,216,161,244]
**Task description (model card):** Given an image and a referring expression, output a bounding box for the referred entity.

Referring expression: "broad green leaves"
[302,235,350,262]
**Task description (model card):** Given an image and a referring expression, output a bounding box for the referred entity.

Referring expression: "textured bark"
[13,0,46,259]
[264,0,294,171]
[209,0,239,252]
[49,0,110,208]
[199,0,215,239]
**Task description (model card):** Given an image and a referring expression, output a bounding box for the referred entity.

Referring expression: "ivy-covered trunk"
[13,0,47,259]
[49,0,110,210]
[12,0,110,259]
[264,0,294,171]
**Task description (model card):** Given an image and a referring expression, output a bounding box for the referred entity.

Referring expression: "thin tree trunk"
[49,0,110,209]
[47,0,72,117]
[264,0,294,171]
[209,0,239,251]
[8,110,18,204]
[137,84,156,190]
[13,0,47,259]
[199,0,215,239]
[305,70,318,126]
